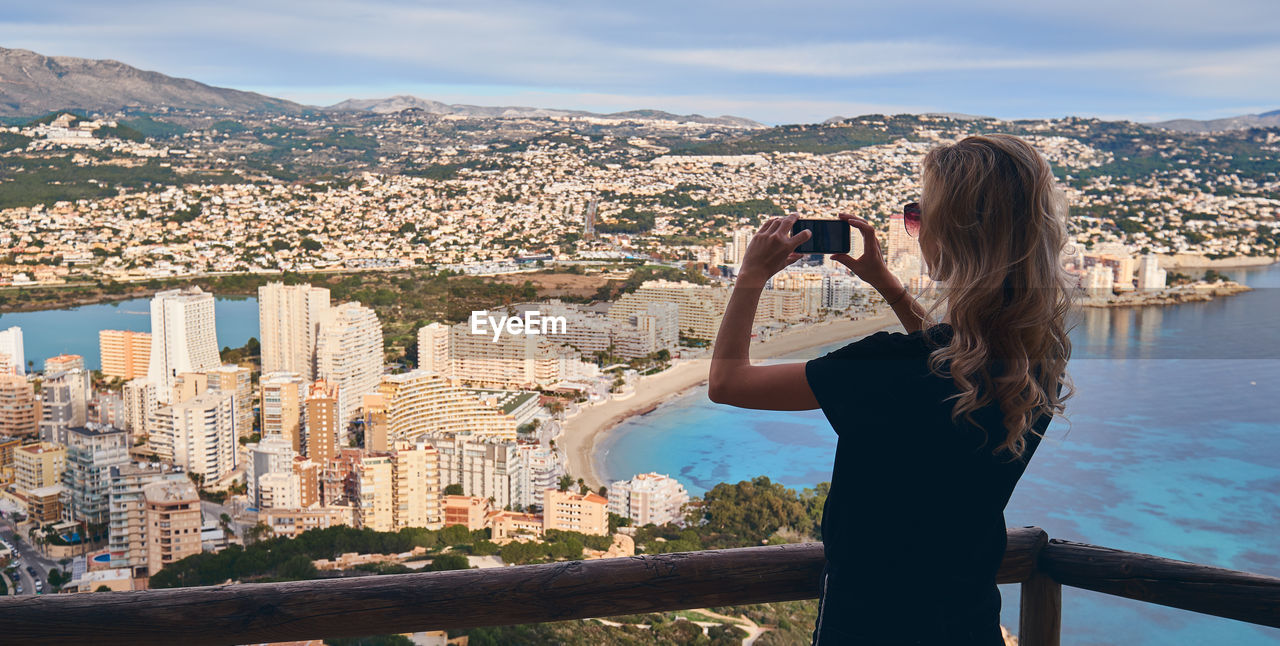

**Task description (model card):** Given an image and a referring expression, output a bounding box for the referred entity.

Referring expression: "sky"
[2,0,1279,124]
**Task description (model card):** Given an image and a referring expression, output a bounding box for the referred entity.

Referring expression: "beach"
[562,312,899,488]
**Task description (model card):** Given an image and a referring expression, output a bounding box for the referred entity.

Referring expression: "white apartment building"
[0,326,25,375]
[259,282,331,381]
[608,472,690,526]
[448,321,568,389]
[108,464,187,574]
[416,323,450,374]
[609,280,731,342]
[427,435,525,510]
[205,365,253,439]
[1138,254,1168,290]
[316,302,383,423]
[150,390,237,482]
[62,424,131,524]
[515,442,564,508]
[248,436,298,508]
[122,378,157,436]
[148,288,220,404]
[377,370,518,443]
[38,368,92,444]
[257,472,302,510]
[517,302,678,360]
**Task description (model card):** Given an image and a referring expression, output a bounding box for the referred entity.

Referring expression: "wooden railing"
[0,526,1276,645]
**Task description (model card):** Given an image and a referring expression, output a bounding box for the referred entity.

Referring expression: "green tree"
[443,483,464,496]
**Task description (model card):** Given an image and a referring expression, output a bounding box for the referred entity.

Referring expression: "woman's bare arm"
[708,215,819,411]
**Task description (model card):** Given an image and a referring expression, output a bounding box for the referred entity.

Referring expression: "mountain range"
[0,47,760,127]
[328,95,762,128]
[0,47,302,116]
[0,46,1274,132]
[1149,110,1280,133]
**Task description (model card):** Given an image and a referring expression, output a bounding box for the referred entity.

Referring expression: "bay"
[0,296,260,371]
[597,263,1280,645]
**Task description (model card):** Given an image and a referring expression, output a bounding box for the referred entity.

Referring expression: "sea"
[0,295,260,371]
[596,262,1280,645]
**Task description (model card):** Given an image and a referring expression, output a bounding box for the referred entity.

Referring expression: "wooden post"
[1019,572,1062,646]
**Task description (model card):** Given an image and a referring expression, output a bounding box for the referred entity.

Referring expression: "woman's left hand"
[738,214,810,287]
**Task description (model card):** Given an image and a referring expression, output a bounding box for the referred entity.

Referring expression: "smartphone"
[791,219,850,254]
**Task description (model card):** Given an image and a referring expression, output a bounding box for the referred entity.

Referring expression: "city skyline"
[1,1,1278,124]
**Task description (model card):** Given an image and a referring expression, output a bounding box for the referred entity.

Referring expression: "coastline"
[563,312,899,489]
[1080,281,1253,308]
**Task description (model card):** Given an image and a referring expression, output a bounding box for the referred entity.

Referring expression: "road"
[1,515,57,596]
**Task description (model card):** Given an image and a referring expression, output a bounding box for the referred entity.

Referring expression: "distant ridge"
[328,94,764,128]
[0,47,304,117]
[1149,109,1280,133]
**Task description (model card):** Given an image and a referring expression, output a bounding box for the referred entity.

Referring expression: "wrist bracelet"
[885,286,909,307]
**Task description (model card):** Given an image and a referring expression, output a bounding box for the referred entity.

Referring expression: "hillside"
[0,47,304,117]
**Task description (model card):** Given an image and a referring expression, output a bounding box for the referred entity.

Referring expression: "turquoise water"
[0,296,259,371]
[597,263,1280,645]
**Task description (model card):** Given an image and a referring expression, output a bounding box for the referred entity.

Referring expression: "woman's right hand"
[831,213,894,289]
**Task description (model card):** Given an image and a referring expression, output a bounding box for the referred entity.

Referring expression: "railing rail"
[0,526,1275,646]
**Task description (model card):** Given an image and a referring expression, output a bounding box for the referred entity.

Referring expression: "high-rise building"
[257,471,302,509]
[63,424,131,524]
[260,372,305,452]
[584,198,597,238]
[428,435,524,510]
[151,390,237,483]
[249,436,298,508]
[515,442,564,508]
[376,370,518,443]
[730,227,754,265]
[362,393,389,452]
[205,365,253,439]
[416,323,450,374]
[772,270,825,318]
[543,489,609,536]
[445,322,568,390]
[169,371,208,405]
[122,379,157,437]
[293,457,321,508]
[316,302,383,423]
[148,288,220,404]
[391,441,441,530]
[99,330,152,380]
[15,442,65,492]
[0,374,39,437]
[609,280,731,342]
[109,464,187,573]
[304,379,340,463]
[0,326,25,375]
[1138,254,1168,290]
[511,302,676,361]
[258,282,331,382]
[887,212,920,267]
[350,453,393,531]
[349,442,441,531]
[608,472,690,526]
[143,478,202,575]
[38,365,91,445]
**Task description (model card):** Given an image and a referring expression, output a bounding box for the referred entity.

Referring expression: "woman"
[708,134,1073,645]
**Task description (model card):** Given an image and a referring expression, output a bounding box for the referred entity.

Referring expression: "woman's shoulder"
[818,324,950,361]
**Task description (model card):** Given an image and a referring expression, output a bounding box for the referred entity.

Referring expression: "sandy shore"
[563,312,899,489]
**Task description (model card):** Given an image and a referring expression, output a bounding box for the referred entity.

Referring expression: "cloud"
[0,0,1277,122]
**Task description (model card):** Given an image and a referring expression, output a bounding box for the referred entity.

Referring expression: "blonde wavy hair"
[918,134,1074,459]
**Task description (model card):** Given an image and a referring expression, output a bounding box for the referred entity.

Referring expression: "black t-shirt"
[804,324,1050,643]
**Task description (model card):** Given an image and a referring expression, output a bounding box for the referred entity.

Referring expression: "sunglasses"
[903,202,921,238]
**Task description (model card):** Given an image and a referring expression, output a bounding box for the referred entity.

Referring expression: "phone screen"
[791,219,850,254]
